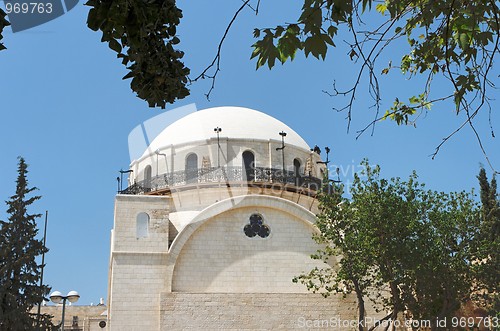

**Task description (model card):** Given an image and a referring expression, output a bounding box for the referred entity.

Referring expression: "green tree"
[85,0,190,108]
[0,157,51,330]
[295,161,481,330]
[475,167,500,319]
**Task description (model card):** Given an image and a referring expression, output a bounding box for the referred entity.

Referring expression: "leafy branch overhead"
[252,0,498,114]
[250,0,499,168]
[83,0,496,169]
[85,0,190,109]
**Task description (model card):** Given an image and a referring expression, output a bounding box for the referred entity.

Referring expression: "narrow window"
[242,150,255,181]
[186,153,198,184]
[293,158,301,186]
[144,165,152,192]
[136,212,149,239]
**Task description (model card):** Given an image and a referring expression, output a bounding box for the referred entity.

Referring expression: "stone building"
[107,106,374,330]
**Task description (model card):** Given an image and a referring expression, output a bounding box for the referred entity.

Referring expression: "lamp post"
[276,131,287,181]
[119,169,133,192]
[155,150,167,191]
[316,146,331,180]
[49,290,80,331]
[214,127,222,168]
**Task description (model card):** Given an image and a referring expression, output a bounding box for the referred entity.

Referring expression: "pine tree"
[478,167,499,240]
[476,167,500,318]
[0,157,51,330]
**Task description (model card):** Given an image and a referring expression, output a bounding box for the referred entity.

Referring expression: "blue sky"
[0,1,498,305]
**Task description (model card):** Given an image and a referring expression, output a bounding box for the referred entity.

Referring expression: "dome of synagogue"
[142,106,311,157]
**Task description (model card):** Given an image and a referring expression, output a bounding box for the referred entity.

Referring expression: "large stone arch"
[165,195,328,292]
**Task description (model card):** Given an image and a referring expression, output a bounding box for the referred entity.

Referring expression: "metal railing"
[118,166,323,195]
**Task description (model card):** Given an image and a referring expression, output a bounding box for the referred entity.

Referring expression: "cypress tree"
[0,157,51,330]
[476,167,499,318]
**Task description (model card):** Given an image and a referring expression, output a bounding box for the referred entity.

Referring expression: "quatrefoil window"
[244,213,270,238]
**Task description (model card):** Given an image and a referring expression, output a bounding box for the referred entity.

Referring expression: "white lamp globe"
[49,291,63,304]
[67,291,80,303]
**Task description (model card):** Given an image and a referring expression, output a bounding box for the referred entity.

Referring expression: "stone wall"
[160,293,363,330]
[171,205,328,293]
[109,195,170,331]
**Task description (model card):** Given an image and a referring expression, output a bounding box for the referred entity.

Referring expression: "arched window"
[144,165,152,192]
[185,153,198,184]
[136,212,149,239]
[242,150,255,181]
[293,158,301,186]
[293,158,301,176]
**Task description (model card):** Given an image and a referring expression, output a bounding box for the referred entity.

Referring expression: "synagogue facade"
[107,106,379,330]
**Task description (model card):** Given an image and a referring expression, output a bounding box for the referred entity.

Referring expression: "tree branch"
[189,0,252,100]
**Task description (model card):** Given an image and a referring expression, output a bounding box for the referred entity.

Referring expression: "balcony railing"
[118,166,323,195]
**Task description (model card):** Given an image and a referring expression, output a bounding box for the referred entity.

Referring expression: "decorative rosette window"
[244,213,270,238]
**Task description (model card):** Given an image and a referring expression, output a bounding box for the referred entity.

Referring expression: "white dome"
[142,106,310,158]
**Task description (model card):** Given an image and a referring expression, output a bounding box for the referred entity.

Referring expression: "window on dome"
[242,151,255,181]
[294,158,301,186]
[144,165,152,192]
[293,158,301,176]
[244,213,270,238]
[186,153,198,184]
[136,212,149,239]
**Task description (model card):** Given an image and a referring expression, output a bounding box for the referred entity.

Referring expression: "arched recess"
[293,158,301,186]
[136,212,150,239]
[242,150,255,181]
[164,195,330,292]
[144,165,152,191]
[185,153,198,184]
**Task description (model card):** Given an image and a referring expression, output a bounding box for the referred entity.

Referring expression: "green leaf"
[327,25,338,38]
[459,33,469,50]
[274,26,284,38]
[109,39,122,53]
[376,3,387,14]
[304,35,327,60]
[277,33,301,63]
[362,0,372,13]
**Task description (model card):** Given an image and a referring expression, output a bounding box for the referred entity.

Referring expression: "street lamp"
[155,149,167,190]
[317,146,331,180]
[49,290,80,331]
[276,131,287,181]
[214,127,222,168]
[119,169,133,192]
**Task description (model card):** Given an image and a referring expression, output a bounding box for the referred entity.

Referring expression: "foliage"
[85,0,190,108]
[294,160,482,330]
[0,157,52,330]
[474,167,500,318]
[251,1,499,128]
[0,8,10,51]
[3,0,498,163]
